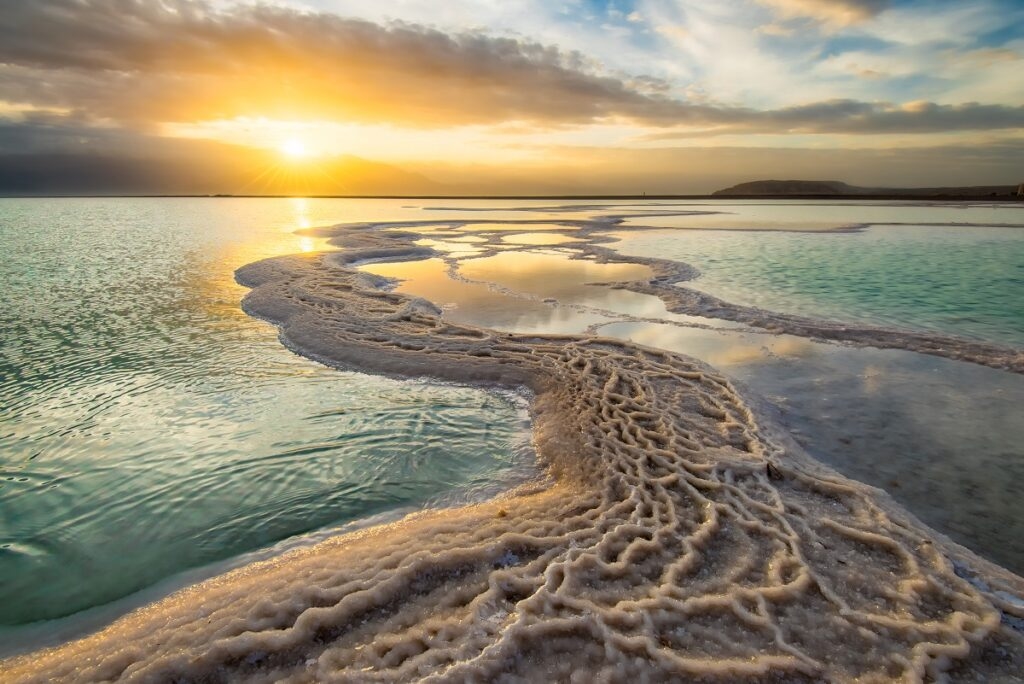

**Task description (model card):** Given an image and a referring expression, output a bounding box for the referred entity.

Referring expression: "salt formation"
[5,230,1023,683]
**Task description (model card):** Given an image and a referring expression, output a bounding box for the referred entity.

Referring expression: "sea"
[1,196,1022,654]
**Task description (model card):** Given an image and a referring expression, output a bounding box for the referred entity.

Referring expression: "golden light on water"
[292,197,312,229]
[291,198,315,251]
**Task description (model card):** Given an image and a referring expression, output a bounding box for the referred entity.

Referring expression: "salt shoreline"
[5,226,1022,682]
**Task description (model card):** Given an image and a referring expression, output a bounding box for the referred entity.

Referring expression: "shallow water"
[350,213,1024,572]
[500,232,584,245]
[359,257,614,333]
[611,213,1024,348]
[0,198,532,632]
[616,200,1022,231]
[2,198,1022,667]
[454,222,577,232]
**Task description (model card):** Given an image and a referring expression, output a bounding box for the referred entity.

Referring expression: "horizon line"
[1,193,1022,202]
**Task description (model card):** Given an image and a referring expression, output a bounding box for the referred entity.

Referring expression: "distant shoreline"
[2,193,1023,201]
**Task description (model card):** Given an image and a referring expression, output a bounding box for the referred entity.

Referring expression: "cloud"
[768,99,1024,133]
[0,0,684,128]
[0,0,1020,141]
[757,0,890,26]
[640,99,1024,138]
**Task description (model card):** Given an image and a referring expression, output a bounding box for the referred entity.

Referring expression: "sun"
[280,138,308,159]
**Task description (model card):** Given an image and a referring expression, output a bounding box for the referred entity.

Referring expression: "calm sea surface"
[0,198,533,634]
[1,198,1022,651]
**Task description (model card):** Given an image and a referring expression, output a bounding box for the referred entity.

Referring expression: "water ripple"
[0,198,534,627]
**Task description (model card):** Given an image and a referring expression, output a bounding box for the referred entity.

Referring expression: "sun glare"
[280,138,308,158]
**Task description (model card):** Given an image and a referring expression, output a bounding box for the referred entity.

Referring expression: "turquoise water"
[612,209,1024,348]
[0,198,531,630]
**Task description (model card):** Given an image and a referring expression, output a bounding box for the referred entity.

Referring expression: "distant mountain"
[0,142,445,196]
[713,180,857,196]
[713,179,1021,198]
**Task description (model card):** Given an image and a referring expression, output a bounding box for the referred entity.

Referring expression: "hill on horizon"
[0,139,445,197]
[713,179,1021,197]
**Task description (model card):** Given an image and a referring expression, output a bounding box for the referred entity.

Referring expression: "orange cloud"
[0,1,1020,139]
[757,0,889,26]
[0,1,687,128]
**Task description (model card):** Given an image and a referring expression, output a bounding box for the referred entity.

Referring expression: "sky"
[0,0,1022,194]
